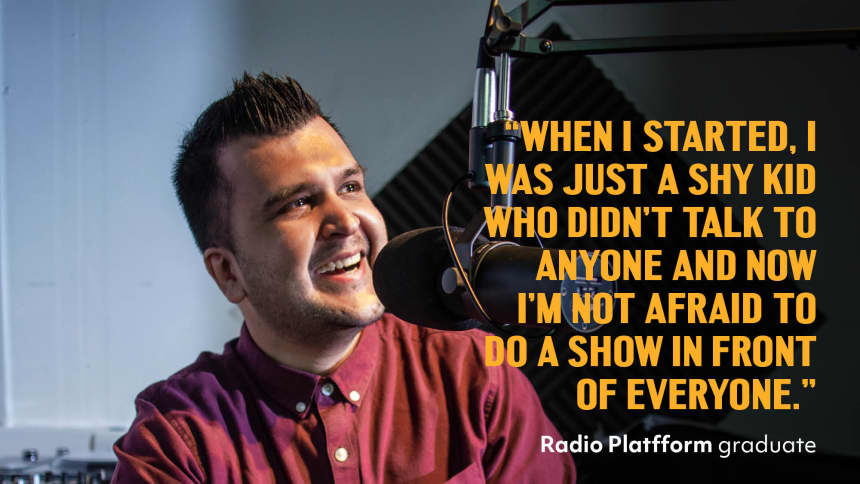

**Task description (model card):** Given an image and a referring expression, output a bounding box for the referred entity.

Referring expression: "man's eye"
[277,197,310,215]
[342,182,362,193]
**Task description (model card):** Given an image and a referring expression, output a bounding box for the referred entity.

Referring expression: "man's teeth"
[318,253,362,274]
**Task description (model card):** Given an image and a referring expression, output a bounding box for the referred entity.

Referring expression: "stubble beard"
[237,251,385,345]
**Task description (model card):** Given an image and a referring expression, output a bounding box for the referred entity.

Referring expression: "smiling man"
[112,73,575,483]
[211,117,386,375]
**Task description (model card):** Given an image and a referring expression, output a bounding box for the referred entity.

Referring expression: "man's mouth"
[316,252,362,276]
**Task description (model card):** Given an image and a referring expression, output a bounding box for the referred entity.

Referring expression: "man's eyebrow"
[344,164,366,179]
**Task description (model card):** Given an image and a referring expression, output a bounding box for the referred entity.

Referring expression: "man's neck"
[244,319,362,375]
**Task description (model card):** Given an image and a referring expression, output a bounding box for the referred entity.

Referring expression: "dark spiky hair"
[172,73,331,252]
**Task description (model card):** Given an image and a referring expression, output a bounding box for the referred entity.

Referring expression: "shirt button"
[348,390,360,402]
[334,447,349,462]
[295,401,307,413]
[321,383,335,396]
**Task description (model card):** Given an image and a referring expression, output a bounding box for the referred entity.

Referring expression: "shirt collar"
[234,321,381,418]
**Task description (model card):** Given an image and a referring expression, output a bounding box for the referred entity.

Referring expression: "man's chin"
[313,293,385,329]
[331,302,385,329]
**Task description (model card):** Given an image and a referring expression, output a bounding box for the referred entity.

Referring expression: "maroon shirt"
[112,314,575,483]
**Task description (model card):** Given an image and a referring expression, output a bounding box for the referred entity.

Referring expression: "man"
[113,73,575,483]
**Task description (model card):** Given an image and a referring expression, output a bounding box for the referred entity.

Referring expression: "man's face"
[217,117,387,338]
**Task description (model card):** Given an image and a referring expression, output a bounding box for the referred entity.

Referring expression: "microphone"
[372,227,615,331]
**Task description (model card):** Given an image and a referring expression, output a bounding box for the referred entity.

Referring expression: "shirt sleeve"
[482,363,576,483]
[112,397,204,484]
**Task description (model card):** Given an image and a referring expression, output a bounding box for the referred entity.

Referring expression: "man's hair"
[172,72,331,253]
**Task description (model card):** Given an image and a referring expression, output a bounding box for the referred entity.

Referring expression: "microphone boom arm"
[486,0,860,57]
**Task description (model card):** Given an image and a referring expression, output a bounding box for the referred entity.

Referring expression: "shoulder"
[135,341,246,421]
[114,349,245,483]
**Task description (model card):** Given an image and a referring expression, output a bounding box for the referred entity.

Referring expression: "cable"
[441,173,494,324]
[441,173,557,337]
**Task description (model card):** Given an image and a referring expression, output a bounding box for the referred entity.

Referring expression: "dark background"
[373,4,860,482]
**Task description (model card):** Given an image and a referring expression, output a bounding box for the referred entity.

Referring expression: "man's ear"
[204,247,247,304]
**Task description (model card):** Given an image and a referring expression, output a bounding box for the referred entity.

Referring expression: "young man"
[112,73,575,483]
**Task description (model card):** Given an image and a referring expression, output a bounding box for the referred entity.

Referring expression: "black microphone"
[372,227,614,331]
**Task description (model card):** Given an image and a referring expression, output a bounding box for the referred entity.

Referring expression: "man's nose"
[319,196,360,238]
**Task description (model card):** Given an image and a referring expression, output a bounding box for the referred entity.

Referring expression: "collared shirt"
[112,314,575,483]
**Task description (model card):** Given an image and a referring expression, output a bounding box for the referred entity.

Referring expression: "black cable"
[441,172,557,338]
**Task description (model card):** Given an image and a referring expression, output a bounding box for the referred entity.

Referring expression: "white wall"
[0,0,11,430]
[3,0,247,429]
